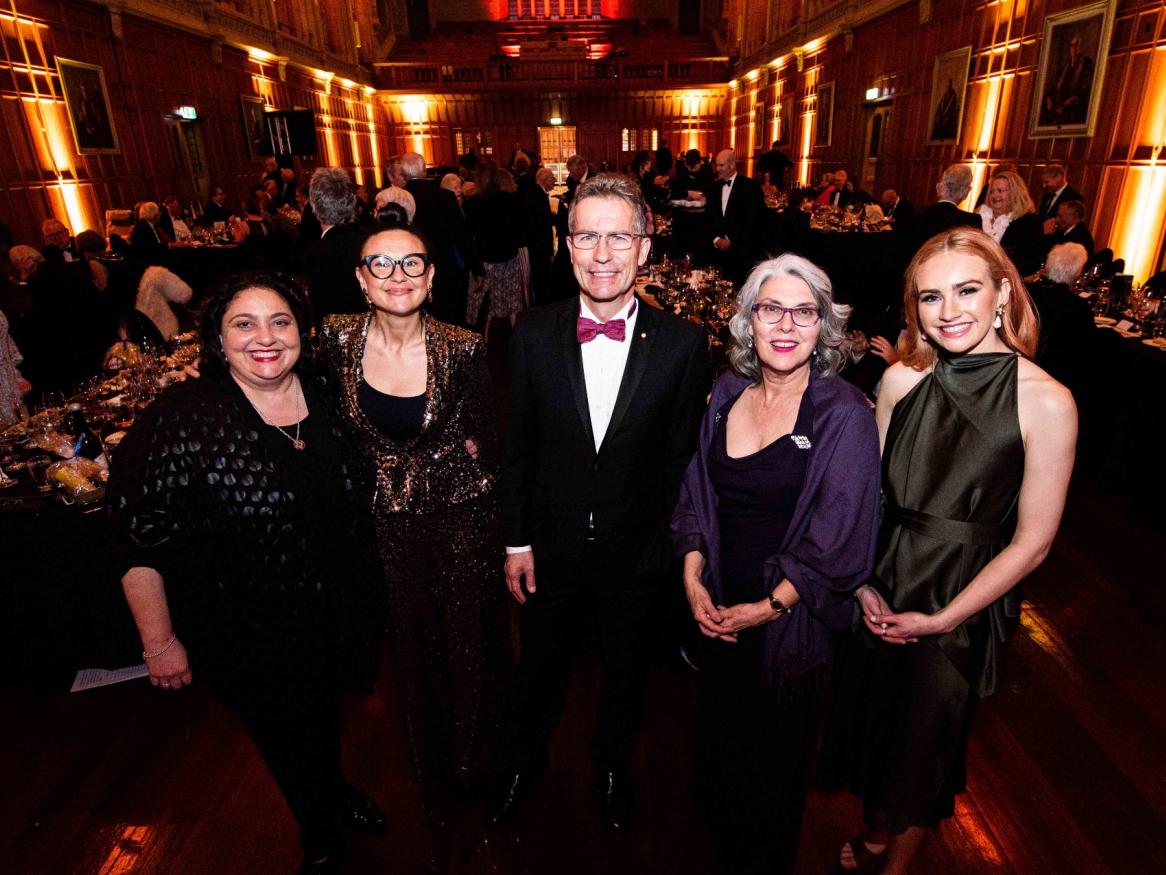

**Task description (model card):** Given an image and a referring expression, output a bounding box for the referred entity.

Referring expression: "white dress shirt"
[505,293,639,555]
[720,173,736,215]
[171,217,191,242]
[580,294,639,453]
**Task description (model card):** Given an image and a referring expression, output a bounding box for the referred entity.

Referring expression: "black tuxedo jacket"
[1039,184,1085,220]
[709,174,766,280]
[501,296,709,579]
[900,200,982,255]
[129,220,169,268]
[885,197,914,222]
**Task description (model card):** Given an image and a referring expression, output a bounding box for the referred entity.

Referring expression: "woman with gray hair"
[672,253,881,875]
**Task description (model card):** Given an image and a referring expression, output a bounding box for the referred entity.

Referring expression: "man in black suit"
[549,154,593,302]
[1046,199,1094,259]
[488,174,709,834]
[302,167,365,329]
[523,167,556,306]
[401,152,480,326]
[757,141,794,190]
[1028,242,1095,399]
[709,148,767,283]
[129,202,171,270]
[900,163,982,255]
[1038,164,1085,234]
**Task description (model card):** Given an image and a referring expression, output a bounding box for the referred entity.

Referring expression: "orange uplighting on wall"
[975,75,1004,154]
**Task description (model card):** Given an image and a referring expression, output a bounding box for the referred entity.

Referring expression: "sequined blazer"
[319,312,498,514]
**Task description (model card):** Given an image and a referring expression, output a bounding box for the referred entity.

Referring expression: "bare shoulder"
[1016,357,1077,437]
[879,361,929,407]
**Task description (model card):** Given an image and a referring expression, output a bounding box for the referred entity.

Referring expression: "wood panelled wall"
[376,88,725,170]
[724,0,1166,281]
[0,0,387,248]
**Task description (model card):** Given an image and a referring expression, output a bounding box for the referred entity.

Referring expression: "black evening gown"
[696,391,819,875]
[826,353,1025,832]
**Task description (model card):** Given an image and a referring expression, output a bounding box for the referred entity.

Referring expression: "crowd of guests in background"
[0,141,1124,874]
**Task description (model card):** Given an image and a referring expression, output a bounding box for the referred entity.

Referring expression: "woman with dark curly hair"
[107,271,386,874]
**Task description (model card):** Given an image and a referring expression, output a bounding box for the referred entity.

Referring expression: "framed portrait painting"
[775,93,794,146]
[815,81,834,148]
[927,46,971,145]
[240,95,274,160]
[1030,1,1114,138]
[55,57,119,154]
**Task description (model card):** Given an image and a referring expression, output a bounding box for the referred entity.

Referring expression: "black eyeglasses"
[567,232,644,251]
[361,253,429,279]
[751,303,822,326]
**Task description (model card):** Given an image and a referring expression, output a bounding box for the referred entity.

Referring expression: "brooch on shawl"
[791,435,812,450]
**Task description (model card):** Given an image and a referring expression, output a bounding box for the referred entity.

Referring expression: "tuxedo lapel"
[602,298,656,452]
[558,305,596,453]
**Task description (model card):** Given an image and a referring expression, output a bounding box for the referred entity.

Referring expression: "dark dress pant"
[503,539,659,770]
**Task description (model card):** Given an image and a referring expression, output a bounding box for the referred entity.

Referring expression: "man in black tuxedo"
[709,148,766,283]
[129,202,171,270]
[401,152,480,326]
[1038,163,1085,234]
[488,174,709,834]
[302,167,365,329]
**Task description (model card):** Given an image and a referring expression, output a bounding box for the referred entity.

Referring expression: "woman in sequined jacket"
[319,225,507,819]
[107,271,386,873]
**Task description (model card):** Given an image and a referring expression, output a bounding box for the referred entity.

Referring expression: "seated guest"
[303,167,364,329]
[276,167,297,207]
[119,266,193,350]
[159,196,192,243]
[74,230,110,294]
[816,169,863,208]
[977,170,1042,276]
[374,186,416,225]
[7,244,43,287]
[880,189,914,223]
[1028,242,1095,397]
[107,271,385,873]
[41,218,79,262]
[1045,200,1094,259]
[672,253,880,875]
[130,202,171,269]
[200,186,233,226]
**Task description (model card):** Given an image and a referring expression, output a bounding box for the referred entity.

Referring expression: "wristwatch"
[768,592,789,614]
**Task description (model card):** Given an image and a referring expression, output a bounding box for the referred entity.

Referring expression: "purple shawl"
[671,369,881,685]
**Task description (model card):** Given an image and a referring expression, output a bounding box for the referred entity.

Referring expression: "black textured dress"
[106,373,382,853]
[828,353,1025,831]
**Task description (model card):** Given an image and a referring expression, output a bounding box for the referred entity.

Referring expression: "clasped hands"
[684,577,772,643]
[854,584,945,644]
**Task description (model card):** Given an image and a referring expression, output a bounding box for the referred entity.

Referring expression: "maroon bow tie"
[577,300,636,343]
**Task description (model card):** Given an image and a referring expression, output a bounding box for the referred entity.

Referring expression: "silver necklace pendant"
[292,437,306,450]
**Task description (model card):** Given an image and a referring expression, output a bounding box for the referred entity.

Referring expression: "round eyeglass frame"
[361,252,430,279]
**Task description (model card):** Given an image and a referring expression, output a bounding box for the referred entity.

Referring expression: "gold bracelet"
[143,634,177,660]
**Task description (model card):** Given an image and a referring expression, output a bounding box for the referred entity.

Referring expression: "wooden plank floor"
[2,481,1162,875]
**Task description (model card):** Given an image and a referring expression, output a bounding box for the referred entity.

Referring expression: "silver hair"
[1045,242,1088,286]
[939,164,973,201]
[139,201,160,222]
[309,167,356,226]
[728,253,851,381]
[568,173,648,236]
[375,186,417,222]
[400,152,426,180]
